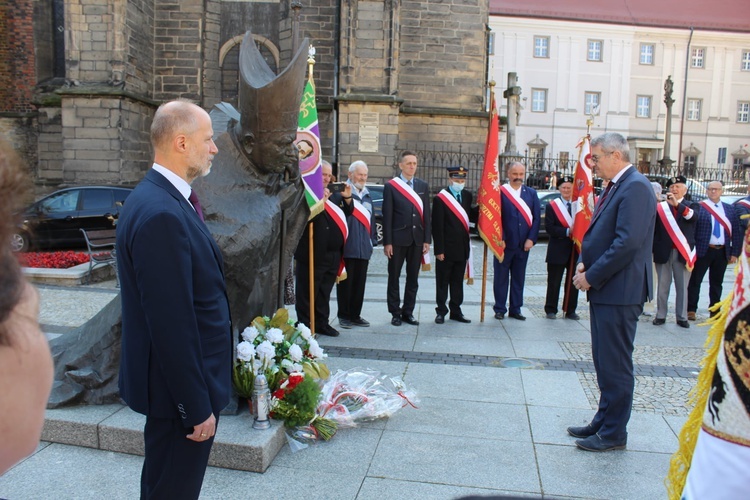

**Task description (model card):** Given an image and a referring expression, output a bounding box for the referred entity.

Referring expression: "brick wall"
[0,0,36,113]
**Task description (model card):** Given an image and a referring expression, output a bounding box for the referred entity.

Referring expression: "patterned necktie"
[713,204,721,238]
[188,190,204,222]
[595,182,614,213]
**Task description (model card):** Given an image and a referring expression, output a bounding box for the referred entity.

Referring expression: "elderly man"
[492,162,540,320]
[652,176,699,328]
[432,165,473,324]
[337,160,376,329]
[571,132,655,452]
[544,175,580,320]
[687,181,742,320]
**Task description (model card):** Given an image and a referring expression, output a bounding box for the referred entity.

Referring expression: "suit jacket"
[117,169,232,427]
[342,186,376,260]
[652,199,699,264]
[545,198,576,266]
[580,166,656,306]
[432,188,473,261]
[382,177,431,247]
[694,201,742,260]
[295,192,353,264]
[501,184,541,250]
[736,196,750,233]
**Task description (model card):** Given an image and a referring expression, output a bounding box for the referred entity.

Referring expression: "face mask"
[451,181,465,192]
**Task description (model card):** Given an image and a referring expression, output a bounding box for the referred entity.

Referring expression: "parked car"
[366,183,384,244]
[536,189,561,236]
[645,175,707,202]
[12,186,133,252]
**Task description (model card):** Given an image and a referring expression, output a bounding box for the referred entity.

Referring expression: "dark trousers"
[544,261,579,315]
[589,303,641,441]
[435,258,466,316]
[337,257,369,321]
[492,248,529,315]
[141,416,216,500]
[387,243,422,315]
[687,248,729,313]
[295,250,340,329]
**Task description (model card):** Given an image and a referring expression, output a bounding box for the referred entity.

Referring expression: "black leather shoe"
[575,433,627,452]
[652,318,666,325]
[494,312,505,320]
[391,315,402,326]
[676,320,690,329]
[317,324,340,337]
[567,424,598,438]
[449,314,471,323]
[565,313,581,320]
[351,317,370,327]
[509,313,526,321]
[435,314,445,324]
[401,313,419,325]
[338,318,353,329]
[546,313,557,319]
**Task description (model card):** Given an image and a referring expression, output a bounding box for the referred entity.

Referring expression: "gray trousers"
[655,249,691,322]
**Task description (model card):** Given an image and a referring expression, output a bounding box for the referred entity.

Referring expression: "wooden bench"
[79,228,117,284]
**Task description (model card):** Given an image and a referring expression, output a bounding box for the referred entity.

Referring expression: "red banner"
[477,92,504,262]
[571,135,594,252]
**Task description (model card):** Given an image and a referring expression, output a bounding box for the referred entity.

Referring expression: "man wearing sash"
[652,176,699,329]
[383,150,431,326]
[687,181,742,321]
[492,161,540,320]
[295,161,353,336]
[432,166,474,324]
[544,176,580,320]
[736,184,750,234]
[337,161,377,329]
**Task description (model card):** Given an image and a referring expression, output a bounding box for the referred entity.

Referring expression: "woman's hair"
[0,138,33,344]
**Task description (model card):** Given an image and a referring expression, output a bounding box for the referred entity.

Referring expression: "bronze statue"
[192,32,310,331]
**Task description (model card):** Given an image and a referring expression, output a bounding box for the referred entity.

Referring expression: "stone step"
[41,404,286,473]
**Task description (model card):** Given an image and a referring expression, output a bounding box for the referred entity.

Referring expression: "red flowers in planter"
[17,251,91,269]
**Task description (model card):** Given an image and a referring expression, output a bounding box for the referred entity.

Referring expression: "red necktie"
[188,190,204,221]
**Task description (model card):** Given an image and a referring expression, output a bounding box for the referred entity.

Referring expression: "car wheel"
[11,232,29,253]
[375,220,383,245]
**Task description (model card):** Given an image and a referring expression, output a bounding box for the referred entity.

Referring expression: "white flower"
[241,326,259,343]
[307,338,326,360]
[288,344,303,362]
[256,340,276,368]
[280,359,294,371]
[292,363,304,373]
[266,328,284,344]
[236,341,255,362]
[297,323,312,340]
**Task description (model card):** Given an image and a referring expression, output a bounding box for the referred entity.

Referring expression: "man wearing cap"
[687,181,742,321]
[652,175,699,328]
[432,166,474,324]
[544,176,580,320]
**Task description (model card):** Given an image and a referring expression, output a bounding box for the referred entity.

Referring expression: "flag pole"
[306,48,316,335]
[480,244,488,322]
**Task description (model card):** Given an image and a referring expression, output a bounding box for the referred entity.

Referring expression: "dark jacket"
[500,184,541,249]
[694,201,742,260]
[342,184,376,260]
[295,192,353,263]
[545,197,576,265]
[432,187,473,261]
[382,177,431,247]
[652,199,699,264]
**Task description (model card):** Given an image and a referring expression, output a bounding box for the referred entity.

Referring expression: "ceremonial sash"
[550,198,574,229]
[325,199,349,281]
[389,177,424,221]
[656,201,696,270]
[352,199,371,234]
[700,200,732,237]
[500,185,532,227]
[738,198,750,210]
[437,190,474,283]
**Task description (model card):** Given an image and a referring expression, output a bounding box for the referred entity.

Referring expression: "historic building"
[0,0,492,189]
[489,0,750,178]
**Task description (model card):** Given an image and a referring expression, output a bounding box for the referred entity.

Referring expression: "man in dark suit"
[735,184,750,234]
[116,100,231,498]
[295,160,353,336]
[571,132,656,452]
[652,176,699,328]
[544,176,580,320]
[383,150,431,326]
[432,165,473,324]
[492,161,540,320]
[687,181,742,320]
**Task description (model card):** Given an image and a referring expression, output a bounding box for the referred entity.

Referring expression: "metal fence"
[396,146,749,196]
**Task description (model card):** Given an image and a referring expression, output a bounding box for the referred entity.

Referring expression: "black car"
[12,186,133,252]
[366,183,384,244]
[536,189,561,236]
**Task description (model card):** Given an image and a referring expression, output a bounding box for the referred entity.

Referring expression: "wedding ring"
[200,433,206,437]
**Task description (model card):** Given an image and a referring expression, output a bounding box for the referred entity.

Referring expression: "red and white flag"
[477,91,503,262]
[571,135,595,252]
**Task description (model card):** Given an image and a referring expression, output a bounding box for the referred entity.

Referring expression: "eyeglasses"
[591,152,613,163]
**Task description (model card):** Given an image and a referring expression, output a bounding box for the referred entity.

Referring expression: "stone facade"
[2,0,493,189]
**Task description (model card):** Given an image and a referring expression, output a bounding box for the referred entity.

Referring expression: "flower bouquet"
[269,373,337,441]
[232,308,330,400]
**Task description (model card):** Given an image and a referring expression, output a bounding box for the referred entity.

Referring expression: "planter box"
[23,261,115,286]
